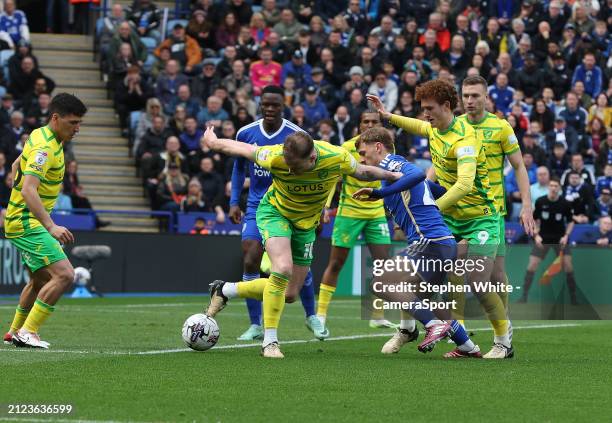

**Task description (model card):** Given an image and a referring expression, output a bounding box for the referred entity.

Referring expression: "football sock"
[242,273,262,325]
[494,333,512,348]
[9,306,30,333]
[476,291,509,339]
[22,299,54,334]
[500,272,510,311]
[235,278,268,301]
[299,270,315,317]
[263,272,289,330]
[316,283,336,323]
[450,320,475,351]
[263,328,278,346]
[399,315,416,332]
[370,306,385,320]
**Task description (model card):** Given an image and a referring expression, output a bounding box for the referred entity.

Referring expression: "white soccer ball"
[73,267,91,286]
[182,314,220,351]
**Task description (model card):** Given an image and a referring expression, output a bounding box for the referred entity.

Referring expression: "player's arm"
[354,164,425,200]
[426,180,446,199]
[436,158,476,212]
[10,153,21,177]
[323,178,340,223]
[352,163,402,182]
[366,94,429,137]
[426,165,437,182]
[229,158,246,224]
[20,175,74,245]
[507,150,536,236]
[202,126,257,161]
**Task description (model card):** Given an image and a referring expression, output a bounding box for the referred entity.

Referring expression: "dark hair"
[262,85,285,97]
[415,79,458,110]
[462,75,488,90]
[356,127,394,152]
[549,176,561,184]
[567,170,580,177]
[49,93,87,117]
[359,110,381,123]
[283,132,314,162]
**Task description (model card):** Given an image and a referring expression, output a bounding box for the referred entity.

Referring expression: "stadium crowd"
[0,0,611,234]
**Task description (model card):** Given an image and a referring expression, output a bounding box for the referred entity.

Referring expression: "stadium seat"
[95,17,105,38]
[130,111,142,135]
[143,53,156,72]
[0,50,14,83]
[166,19,189,37]
[140,37,157,53]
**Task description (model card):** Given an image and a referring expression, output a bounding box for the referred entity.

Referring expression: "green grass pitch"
[1,296,610,422]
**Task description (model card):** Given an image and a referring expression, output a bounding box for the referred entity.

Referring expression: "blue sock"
[403,298,437,327]
[243,273,262,325]
[450,320,469,346]
[299,270,316,317]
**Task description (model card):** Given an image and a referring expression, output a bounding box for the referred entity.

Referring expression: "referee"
[519,177,577,304]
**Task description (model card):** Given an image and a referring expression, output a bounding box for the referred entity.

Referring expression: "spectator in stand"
[156,162,188,212]
[197,157,225,220]
[0,110,25,154]
[546,1,570,42]
[125,0,161,40]
[341,66,367,103]
[261,0,281,28]
[249,12,270,45]
[225,0,253,26]
[588,93,612,128]
[168,105,186,136]
[63,160,110,228]
[530,166,551,206]
[189,217,209,234]
[549,51,572,101]
[343,0,368,43]
[188,133,224,176]
[522,132,547,166]
[533,21,553,63]
[332,105,353,144]
[137,115,172,164]
[596,163,612,195]
[557,91,589,135]
[98,4,126,56]
[282,76,299,107]
[371,15,400,52]
[134,97,166,155]
[179,116,203,155]
[114,65,150,136]
[232,105,254,131]
[564,170,596,223]
[24,91,50,128]
[546,116,579,154]
[444,34,470,80]
[301,85,328,124]
[215,12,241,49]
[150,45,170,79]
[181,178,207,212]
[232,88,257,118]
[0,93,16,128]
[8,56,55,101]
[506,152,538,206]
[186,9,215,51]
[580,215,612,245]
[273,8,303,43]
[8,39,37,80]
[291,103,312,134]
[595,187,611,219]
[530,98,556,134]
[281,49,312,91]
[315,119,339,145]
[294,29,318,66]
[516,52,546,103]
[548,142,571,179]
[561,153,596,187]
[570,2,595,39]
[585,117,607,162]
[165,84,199,118]
[235,25,259,65]
[153,24,201,74]
[249,47,281,97]
[106,21,147,72]
[223,60,253,98]
[595,133,612,176]
[110,42,138,88]
[217,45,238,79]
[0,0,29,46]
[368,72,398,112]
[20,77,51,116]
[197,96,229,127]
[264,30,288,64]
[488,73,515,116]
[145,136,188,198]
[155,59,188,108]
[190,58,220,104]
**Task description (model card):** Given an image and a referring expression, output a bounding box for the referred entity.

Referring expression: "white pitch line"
[0,418,151,423]
[0,322,581,356]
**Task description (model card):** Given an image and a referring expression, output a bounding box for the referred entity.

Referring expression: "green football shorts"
[497,217,507,257]
[444,215,500,257]
[331,215,391,248]
[9,227,67,272]
[256,198,316,267]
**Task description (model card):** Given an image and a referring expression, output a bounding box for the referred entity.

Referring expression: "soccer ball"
[73,267,91,286]
[182,314,220,351]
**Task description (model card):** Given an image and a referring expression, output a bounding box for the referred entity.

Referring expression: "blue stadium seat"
[95,17,105,37]
[143,53,156,72]
[0,50,14,83]
[166,19,189,37]
[130,111,142,134]
[140,36,157,53]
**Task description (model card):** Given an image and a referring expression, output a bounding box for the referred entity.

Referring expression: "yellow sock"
[477,292,508,336]
[263,272,289,329]
[22,299,55,333]
[500,273,510,311]
[448,273,466,323]
[236,278,268,301]
[9,306,30,333]
[316,283,336,318]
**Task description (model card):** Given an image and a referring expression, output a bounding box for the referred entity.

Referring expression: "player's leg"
[367,240,399,329]
[561,246,577,305]
[519,245,546,302]
[237,234,265,341]
[300,270,329,339]
[4,270,44,343]
[491,218,512,342]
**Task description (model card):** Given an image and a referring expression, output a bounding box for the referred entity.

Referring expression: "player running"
[229,85,324,341]
[202,127,401,358]
[368,81,512,359]
[353,127,482,357]
[3,93,87,348]
[458,75,536,344]
[317,111,403,335]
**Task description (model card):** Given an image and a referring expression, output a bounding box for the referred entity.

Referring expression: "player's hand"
[535,234,543,247]
[519,205,536,237]
[366,94,391,120]
[559,235,569,247]
[202,125,219,150]
[229,206,243,224]
[322,208,331,223]
[49,224,75,245]
[353,187,378,201]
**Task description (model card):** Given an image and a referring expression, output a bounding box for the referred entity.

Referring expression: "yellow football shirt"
[4,126,65,238]
[336,136,386,219]
[390,114,496,220]
[255,141,358,230]
[458,113,520,216]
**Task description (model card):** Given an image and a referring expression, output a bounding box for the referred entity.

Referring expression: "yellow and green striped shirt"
[4,126,65,238]
[255,141,358,230]
[458,113,519,216]
[390,114,496,220]
[336,137,385,219]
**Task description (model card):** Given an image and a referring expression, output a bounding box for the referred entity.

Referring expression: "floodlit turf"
[1,296,610,422]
